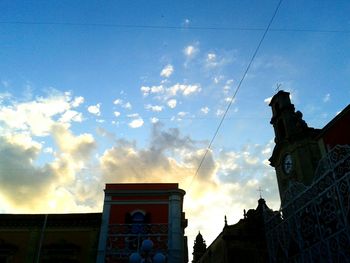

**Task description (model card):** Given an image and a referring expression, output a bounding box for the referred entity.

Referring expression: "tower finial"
[276,83,282,92]
[224,215,227,227]
[257,186,263,199]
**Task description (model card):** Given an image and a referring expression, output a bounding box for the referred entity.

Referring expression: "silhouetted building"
[0,213,101,263]
[266,90,350,262]
[192,232,206,262]
[195,198,278,263]
[0,183,188,263]
[193,90,350,262]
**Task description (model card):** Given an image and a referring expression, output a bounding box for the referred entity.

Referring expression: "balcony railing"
[105,224,168,263]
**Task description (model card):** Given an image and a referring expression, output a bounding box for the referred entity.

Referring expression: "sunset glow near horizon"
[1,0,350,258]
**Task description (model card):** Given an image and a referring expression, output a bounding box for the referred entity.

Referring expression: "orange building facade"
[97,183,188,263]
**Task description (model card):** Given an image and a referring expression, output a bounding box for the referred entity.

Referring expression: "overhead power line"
[0,20,349,34]
[187,0,284,190]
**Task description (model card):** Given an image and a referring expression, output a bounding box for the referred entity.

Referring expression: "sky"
[1,0,350,259]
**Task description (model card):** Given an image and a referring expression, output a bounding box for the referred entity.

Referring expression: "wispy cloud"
[201,107,210,114]
[323,93,330,103]
[145,104,163,112]
[114,98,132,109]
[160,64,174,78]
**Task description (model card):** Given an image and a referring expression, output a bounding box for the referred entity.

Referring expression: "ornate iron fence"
[105,223,168,263]
[265,145,350,262]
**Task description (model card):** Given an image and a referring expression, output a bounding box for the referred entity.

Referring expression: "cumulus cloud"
[99,124,212,185]
[167,83,201,97]
[150,117,159,124]
[140,85,164,96]
[87,103,101,116]
[160,64,174,78]
[72,96,84,107]
[128,118,144,128]
[0,91,83,136]
[59,110,83,123]
[114,111,121,117]
[0,122,97,212]
[167,99,177,109]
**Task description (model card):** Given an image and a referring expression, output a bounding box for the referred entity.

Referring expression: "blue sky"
[1,0,350,256]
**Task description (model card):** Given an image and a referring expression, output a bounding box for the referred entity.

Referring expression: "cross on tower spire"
[257,187,263,199]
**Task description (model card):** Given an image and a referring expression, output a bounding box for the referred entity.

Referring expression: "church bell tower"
[269,91,322,204]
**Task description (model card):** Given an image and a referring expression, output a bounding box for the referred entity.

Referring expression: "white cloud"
[207,53,216,61]
[225,97,235,104]
[59,110,83,123]
[216,109,225,116]
[114,111,121,117]
[113,99,123,105]
[113,99,132,109]
[128,118,144,128]
[72,96,84,107]
[184,45,198,57]
[167,99,177,109]
[124,102,132,109]
[145,104,163,112]
[87,103,101,116]
[0,92,12,103]
[264,96,272,104]
[43,147,53,154]
[178,111,188,117]
[167,83,201,97]
[205,52,232,68]
[201,107,210,114]
[0,122,98,212]
[127,113,139,118]
[140,85,164,96]
[160,64,174,78]
[0,92,77,136]
[150,117,159,124]
[323,93,330,102]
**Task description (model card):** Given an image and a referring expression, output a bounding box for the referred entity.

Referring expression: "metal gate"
[265,145,350,262]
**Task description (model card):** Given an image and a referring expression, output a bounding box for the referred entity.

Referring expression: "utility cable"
[0,21,348,34]
[187,0,284,190]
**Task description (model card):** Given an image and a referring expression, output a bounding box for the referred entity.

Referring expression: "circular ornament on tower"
[282,153,293,175]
